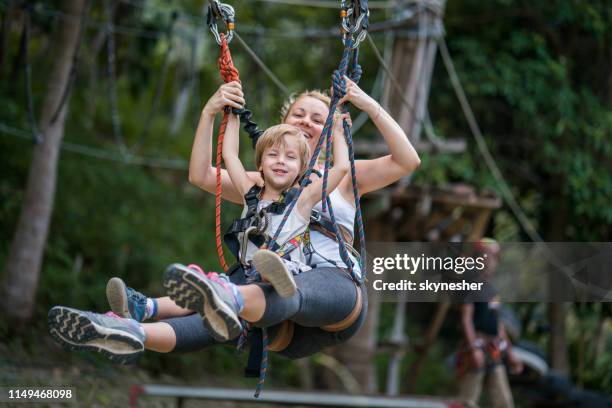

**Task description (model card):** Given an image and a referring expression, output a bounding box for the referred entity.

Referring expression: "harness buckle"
[310,210,322,224]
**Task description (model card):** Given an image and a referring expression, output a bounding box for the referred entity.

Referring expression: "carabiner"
[207,0,235,45]
[240,226,258,266]
[340,0,369,49]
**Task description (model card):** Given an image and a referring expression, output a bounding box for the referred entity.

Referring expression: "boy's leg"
[163,264,244,342]
[106,277,193,322]
[252,249,297,298]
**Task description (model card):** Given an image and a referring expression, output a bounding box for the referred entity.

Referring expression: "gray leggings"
[163,267,367,359]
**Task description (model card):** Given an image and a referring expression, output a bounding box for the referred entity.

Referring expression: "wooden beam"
[354,139,466,155]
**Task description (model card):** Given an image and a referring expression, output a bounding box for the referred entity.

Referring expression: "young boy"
[162,115,350,341]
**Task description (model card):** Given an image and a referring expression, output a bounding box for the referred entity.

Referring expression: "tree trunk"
[1,0,86,331]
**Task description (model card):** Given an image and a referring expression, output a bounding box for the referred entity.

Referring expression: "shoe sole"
[48,306,143,365]
[163,264,241,342]
[252,249,297,298]
[106,277,129,318]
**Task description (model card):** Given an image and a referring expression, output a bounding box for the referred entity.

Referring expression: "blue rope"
[254,327,269,398]
[268,39,366,283]
[268,39,354,252]
[345,49,366,275]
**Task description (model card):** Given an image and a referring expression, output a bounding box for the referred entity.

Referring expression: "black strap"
[244,185,261,218]
[223,186,296,263]
[310,209,354,243]
[245,328,263,377]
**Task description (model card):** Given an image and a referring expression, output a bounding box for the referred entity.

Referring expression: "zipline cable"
[129,11,178,154]
[104,0,129,160]
[366,32,418,117]
[253,0,394,9]
[49,0,92,125]
[438,37,579,278]
[234,32,290,96]
[0,122,188,170]
[20,2,41,144]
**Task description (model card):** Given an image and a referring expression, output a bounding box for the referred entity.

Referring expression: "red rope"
[215,34,240,272]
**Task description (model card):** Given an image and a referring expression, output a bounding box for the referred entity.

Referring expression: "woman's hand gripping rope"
[203,81,245,116]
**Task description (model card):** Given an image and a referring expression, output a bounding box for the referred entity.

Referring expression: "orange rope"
[215,34,240,272]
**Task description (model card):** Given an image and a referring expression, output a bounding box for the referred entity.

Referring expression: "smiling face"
[283,94,330,152]
[255,124,310,192]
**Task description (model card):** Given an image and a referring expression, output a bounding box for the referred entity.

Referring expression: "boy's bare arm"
[222,114,256,197]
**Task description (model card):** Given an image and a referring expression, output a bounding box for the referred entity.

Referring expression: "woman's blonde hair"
[255,124,311,181]
[280,90,331,122]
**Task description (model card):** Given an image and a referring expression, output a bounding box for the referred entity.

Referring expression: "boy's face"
[284,96,328,151]
[259,134,303,191]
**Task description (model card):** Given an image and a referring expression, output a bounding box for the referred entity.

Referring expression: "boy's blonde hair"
[280,90,331,122]
[255,124,311,181]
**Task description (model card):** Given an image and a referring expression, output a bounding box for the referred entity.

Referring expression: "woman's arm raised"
[189,81,263,204]
[337,77,421,196]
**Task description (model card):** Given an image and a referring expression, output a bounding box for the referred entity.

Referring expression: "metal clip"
[340,0,369,49]
[240,226,258,266]
[207,0,235,45]
[310,209,322,224]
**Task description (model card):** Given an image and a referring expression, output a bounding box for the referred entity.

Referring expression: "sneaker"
[48,306,145,364]
[106,277,147,322]
[252,249,297,298]
[163,263,242,342]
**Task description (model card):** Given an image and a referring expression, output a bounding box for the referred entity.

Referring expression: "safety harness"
[223,185,306,270]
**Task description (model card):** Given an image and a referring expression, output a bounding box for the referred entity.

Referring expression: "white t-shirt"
[308,189,361,278]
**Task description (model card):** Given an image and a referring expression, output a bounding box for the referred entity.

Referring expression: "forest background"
[0,0,610,402]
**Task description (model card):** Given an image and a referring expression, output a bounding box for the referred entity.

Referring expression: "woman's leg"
[253,267,359,328]
[276,290,368,359]
[156,313,229,352]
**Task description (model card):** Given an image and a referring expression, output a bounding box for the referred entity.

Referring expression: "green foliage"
[428,0,612,240]
[1,0,610,393]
